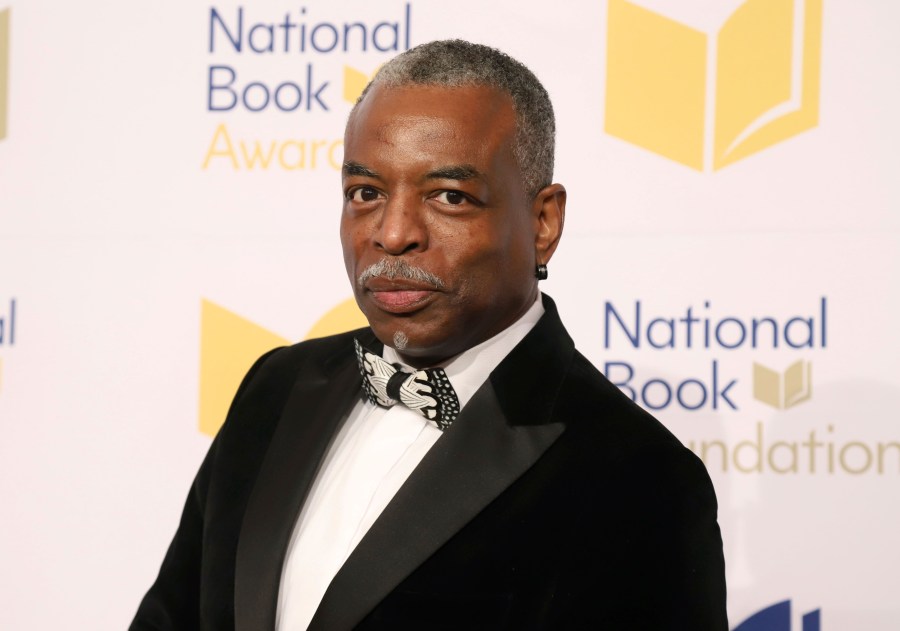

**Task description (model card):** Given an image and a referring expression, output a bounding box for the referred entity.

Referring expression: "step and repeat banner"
[1,0,898,628]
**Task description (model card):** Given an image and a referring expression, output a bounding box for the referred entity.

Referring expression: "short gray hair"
[355,39,556,198]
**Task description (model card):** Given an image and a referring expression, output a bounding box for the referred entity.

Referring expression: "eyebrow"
[342,161,484,182]
[425,165,483,181]
[342,161,380,178]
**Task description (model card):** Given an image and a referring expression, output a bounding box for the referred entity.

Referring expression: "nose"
[375,191,427,255]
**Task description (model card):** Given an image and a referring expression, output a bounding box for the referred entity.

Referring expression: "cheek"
[438,227,511,291]
[340,235,365,286]
[341,220,368,261]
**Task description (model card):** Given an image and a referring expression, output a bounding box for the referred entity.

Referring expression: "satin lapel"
[309,297,574,630]
[234,349,364,631]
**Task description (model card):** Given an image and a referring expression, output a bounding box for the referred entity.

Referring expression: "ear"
[531,183,566,266]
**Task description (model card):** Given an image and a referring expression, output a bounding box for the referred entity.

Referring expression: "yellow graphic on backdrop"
[605,0,821,170]
[0,8,10,141]
[198,298,367,436]
[304,297,369,340]
[201,123,343,171]
[199,300,290,436]
[753,360,812,409]
[343,65,378,104]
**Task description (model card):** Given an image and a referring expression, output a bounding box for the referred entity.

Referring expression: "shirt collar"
[382,294,544,409]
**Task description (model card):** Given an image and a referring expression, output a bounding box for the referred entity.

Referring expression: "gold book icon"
[753,360,812,409]
[605,0,822,170]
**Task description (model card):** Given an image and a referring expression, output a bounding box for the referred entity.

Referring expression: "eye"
[348,186,381,203]
[433,190,467,205]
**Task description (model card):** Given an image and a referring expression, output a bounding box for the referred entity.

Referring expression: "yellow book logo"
[0,8,10,141]
[343,65,379,104]
[198,298,367,436]
[753,360,812,409]
[605,0,822,170]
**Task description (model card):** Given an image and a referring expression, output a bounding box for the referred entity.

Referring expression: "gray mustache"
[357,259,446,289]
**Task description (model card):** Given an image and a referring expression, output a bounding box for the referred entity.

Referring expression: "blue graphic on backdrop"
[733,600,821,631]
[201,4,413,171]
[0,298,15,346]
[602,297,827,412]
[207,4,412,113]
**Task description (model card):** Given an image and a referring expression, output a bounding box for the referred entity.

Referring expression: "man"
[132,40,727,630]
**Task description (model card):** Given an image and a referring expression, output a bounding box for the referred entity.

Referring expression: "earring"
[535,264,548,280]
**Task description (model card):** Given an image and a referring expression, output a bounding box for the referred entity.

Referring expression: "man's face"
[341,83,543,367]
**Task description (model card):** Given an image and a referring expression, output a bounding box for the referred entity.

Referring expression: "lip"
[364,278,439,314]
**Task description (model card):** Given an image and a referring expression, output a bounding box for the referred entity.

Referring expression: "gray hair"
[354,39,556,198]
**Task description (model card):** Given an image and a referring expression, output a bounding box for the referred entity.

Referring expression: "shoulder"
[554,356,727,629]
[550,350,721,551]
[235,327,369,397]
[554,349,705,481]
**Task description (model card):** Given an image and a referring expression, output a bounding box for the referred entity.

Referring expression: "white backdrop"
[1,1,898,629]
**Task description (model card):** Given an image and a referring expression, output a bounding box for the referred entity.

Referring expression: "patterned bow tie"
[354,339,460,431]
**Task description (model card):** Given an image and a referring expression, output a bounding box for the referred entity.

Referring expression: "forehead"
[344,84,518,170]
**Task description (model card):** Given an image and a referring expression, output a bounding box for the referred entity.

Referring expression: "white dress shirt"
[275,295,545,630]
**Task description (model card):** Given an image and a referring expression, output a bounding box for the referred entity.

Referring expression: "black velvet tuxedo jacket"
[132,296,727,630]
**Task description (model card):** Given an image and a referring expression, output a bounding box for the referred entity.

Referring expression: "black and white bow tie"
[354,339,460,431]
